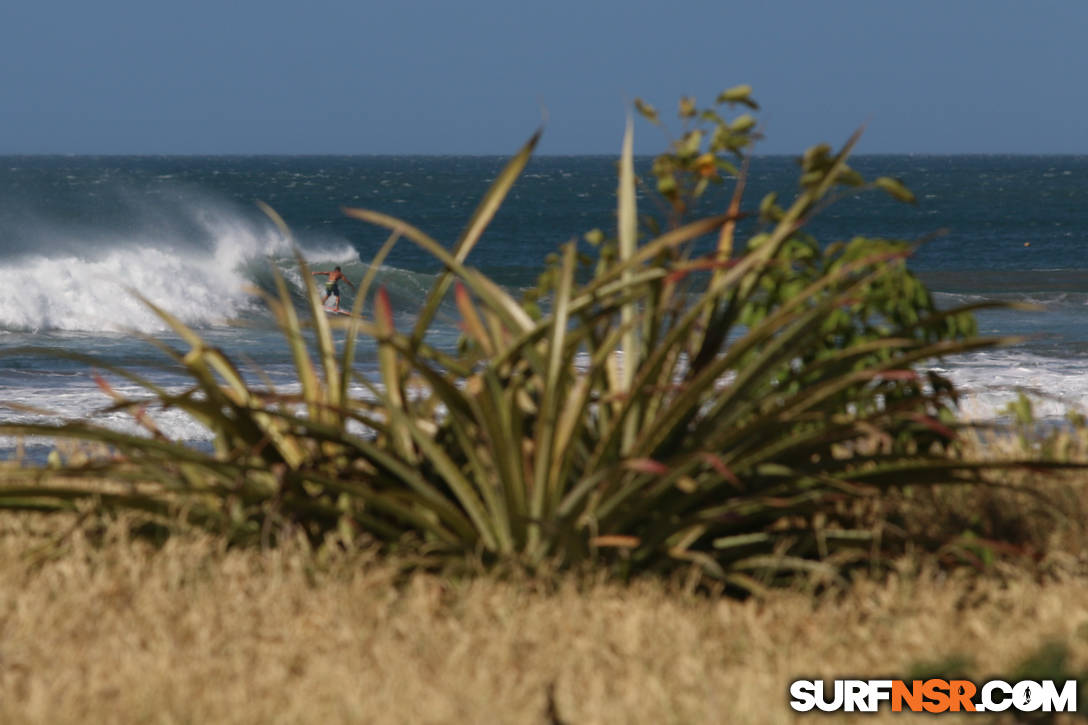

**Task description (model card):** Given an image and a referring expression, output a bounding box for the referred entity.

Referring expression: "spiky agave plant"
[0,89,1058,588]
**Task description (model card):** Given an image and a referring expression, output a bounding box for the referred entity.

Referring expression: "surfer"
[312,266,355,311]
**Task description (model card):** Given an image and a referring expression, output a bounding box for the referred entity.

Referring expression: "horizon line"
[2,151,1087,159]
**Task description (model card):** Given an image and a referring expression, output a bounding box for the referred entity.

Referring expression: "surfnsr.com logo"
[789,679,1078,714]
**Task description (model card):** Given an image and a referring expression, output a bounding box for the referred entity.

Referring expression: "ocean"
[1,153,1086,460]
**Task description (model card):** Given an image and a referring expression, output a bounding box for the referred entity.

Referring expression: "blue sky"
[2,0,1086,154]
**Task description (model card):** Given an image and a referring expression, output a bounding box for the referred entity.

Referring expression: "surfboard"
[324,307,351,316]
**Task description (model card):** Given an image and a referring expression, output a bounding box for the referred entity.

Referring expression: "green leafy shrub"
[0,87,1054,590]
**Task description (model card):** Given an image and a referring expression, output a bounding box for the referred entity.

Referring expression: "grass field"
[0,495,1086,724]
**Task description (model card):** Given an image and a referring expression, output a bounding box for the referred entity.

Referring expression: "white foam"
[933,349,1088,421]
[0,380,215,452]
[0,375,381,453]
[574,347,1085,424]
[0,204,360,333]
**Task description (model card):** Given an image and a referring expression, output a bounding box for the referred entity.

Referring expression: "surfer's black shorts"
[326,282,340,296]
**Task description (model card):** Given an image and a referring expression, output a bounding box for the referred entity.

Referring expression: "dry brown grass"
[0,508,1087,725]
[2,430,1087,723]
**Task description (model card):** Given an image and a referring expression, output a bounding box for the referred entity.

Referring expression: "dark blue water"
[2,154,1087,455]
